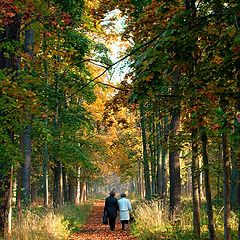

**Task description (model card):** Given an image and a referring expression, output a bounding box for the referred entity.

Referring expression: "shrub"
[131,199,239,240]
[11,202,92,239]
[132,201,169,240]
[60,203,92,232]
[12,210,70,240]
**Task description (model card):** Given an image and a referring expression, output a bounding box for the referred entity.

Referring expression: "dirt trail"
[69,201,137,240]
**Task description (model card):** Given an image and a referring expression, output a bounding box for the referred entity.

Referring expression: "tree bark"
[21,124,31,206]
[59,162,63,207]
[169,69,181,217]
[80,178,87,203]
[21,29,34,206]
[201,129,216,240]
[53,160,62,208]
[7,166,13,239]
[169,105,181,216]
[42,30,49,208]
[161,115,168,205]
[156,112,162,197]
[222,131,231,240]
[69,179,76,204]
[191,128,201,236]
[43,140,49,207]
[16,168,22,219]
[63,167,68,203]
[220,97,231,240]
[149,113,156,196]
[137,157,143,198]
[75,167,81,205]
[233,56,240,239]
[140,101,151,199]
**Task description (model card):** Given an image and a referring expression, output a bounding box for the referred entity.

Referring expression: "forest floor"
[69,200,137,240]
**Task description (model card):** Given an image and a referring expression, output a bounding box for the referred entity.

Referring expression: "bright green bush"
[60,203,93,232]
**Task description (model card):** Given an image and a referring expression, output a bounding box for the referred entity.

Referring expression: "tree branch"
[67,32,163,95]
[46,32,163,113]
[95,81,130,92]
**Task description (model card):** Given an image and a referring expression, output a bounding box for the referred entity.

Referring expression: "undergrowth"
[11,202,92,240]
[131,199,238,240]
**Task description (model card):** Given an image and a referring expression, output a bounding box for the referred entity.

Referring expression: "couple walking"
[103,190,132,231]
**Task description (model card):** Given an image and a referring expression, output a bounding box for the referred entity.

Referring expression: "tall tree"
[140,101,151,199]
[21,29,34,206]
[191,127,201,236]
[220,97,231,240]
[169,69,181,217]
[201,128,216,240]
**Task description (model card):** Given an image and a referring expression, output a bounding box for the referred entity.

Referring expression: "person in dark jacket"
[104,190,119,231]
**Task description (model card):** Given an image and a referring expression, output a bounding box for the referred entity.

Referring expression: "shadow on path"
[69,201,137,240]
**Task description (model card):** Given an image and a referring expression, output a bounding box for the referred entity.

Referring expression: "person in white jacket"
[118,193,132,230]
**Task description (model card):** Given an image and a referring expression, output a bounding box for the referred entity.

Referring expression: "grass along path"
[69,200,137,240]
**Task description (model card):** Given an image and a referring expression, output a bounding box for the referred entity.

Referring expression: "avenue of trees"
[0,0,240,240]
[0,0,114,237]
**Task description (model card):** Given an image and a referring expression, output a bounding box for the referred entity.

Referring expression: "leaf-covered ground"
[69,201,137,240]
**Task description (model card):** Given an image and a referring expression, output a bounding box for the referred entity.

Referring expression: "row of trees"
[97,0,240,239]
[0,0,118,237]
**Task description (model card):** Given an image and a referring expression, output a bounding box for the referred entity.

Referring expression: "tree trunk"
[152,115,157,196]
[156,113,162,197]
[43,140,49,207]
[222,131,231,240]
[59,162,63,207]
[7,166,13,239]
[69,180,76,204]
[217,144,221,200]
[149,114,156,196]
[233,56,240,238]
[80,178,87,203]
[137,158,143,197]
[169,105,181,216]
[53,88,61,208]
[161,115,168,205]
[53,160,63,208]
[75,167,81,205]
[140,101,151,199]
[53,160,62,208]
[169,67,181,217]
[191,128,201,236]
[42,30,49,208]
[16,168,22,219]
[21,29,34,206]
[198,159,204,204]
[220,97,231,240]
[63,167,68,203]
[21,124,31,206]
[201,129,216,240]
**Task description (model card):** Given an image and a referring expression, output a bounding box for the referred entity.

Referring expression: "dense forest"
[0,0,240,239]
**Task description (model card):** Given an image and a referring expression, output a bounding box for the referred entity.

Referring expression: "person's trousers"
[121,220,128,230]
[109,217,116,231]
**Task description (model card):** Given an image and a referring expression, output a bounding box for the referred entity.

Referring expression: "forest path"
[69,200,137,240]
